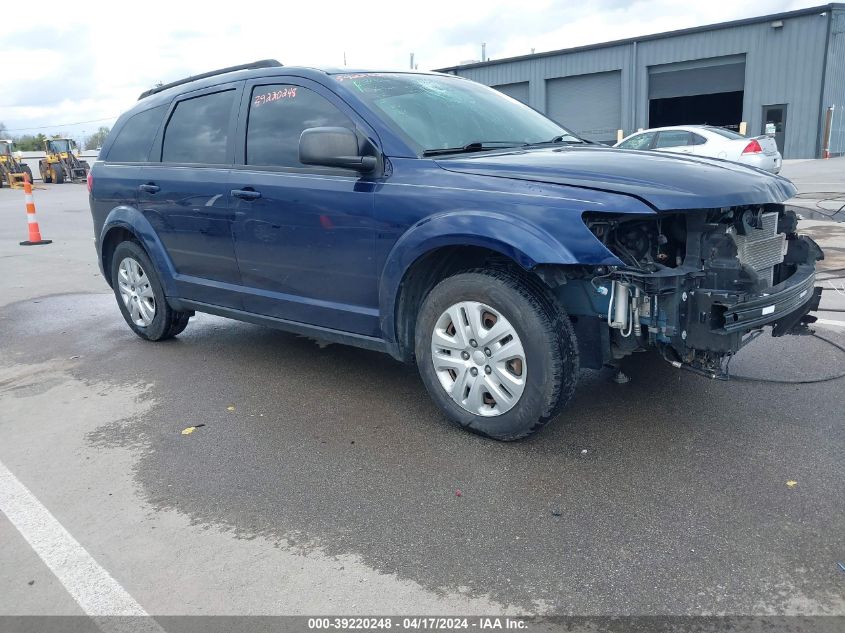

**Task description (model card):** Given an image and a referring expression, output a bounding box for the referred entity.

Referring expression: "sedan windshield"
[336,73,580,154]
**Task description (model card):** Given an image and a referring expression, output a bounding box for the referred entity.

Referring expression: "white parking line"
[0,459,165,632]
[816,318,845,328]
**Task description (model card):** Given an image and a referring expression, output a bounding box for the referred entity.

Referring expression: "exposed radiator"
[732,212,786,286]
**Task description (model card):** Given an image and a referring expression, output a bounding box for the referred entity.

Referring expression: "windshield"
[0,141,11,155]
[49,139,73,152]
[336,73,580,154]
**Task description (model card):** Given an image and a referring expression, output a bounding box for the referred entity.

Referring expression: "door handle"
[231,188,262,201]
[138,183,160,194]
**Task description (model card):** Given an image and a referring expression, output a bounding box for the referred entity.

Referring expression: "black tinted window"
[107,106,165,162]
[691,133,707,145]
[654,130,690,148]
[246,85,353,167]
[162,90,234,163]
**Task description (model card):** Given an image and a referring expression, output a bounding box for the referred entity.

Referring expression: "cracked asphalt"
[0,161,843,619]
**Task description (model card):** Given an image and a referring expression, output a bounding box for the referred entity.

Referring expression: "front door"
[140,84,243,308]
[762,104,787,155]
[230,79,379,336]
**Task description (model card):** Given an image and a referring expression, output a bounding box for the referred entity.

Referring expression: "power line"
[3,117,118,132]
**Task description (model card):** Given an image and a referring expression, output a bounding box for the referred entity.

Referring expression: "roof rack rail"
[138,59,283,100]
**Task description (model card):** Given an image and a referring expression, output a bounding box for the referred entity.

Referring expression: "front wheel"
[110,241,191,341]
[414,269,579,441]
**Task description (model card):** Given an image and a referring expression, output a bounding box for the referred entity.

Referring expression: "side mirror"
[299,127,377,173]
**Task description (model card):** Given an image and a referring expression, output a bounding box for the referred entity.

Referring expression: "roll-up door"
[545,71,621,144]
[493,82,529,104]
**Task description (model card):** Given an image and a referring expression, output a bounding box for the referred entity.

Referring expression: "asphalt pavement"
[0,160,843,622]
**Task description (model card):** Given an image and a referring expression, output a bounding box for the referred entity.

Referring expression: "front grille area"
[732,212,785,286]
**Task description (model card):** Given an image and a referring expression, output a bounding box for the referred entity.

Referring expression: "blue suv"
[90,60,823,440]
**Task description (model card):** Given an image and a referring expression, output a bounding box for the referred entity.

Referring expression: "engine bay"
[555,206,824,376]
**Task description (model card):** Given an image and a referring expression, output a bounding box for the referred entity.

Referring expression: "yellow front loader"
[0,140,33,188]
[39,138,89,184]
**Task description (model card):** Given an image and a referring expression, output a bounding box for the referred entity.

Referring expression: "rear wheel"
[414,269,579,441]
[110,241,191,341]
[52,166,64,184]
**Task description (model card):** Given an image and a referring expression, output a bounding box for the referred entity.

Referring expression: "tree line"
[0,122,110,151]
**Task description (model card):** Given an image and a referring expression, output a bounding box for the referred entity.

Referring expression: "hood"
[435,146,796,211]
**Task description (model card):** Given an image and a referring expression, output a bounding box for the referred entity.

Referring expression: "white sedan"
[614,125,782,174]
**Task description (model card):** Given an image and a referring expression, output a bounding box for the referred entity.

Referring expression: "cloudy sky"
[0,0,825,144]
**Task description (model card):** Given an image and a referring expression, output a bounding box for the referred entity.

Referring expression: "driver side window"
[246,84,354,168]
[617,132,655,150]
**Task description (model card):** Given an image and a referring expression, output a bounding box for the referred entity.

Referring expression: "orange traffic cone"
[19,174,52,246]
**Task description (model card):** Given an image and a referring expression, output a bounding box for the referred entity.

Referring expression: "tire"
[40,163,52,184]
[414,268,579,441]
[52,166,64,184]
[110,241,191,341]
[22,165,33,184]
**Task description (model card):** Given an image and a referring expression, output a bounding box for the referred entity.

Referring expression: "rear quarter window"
[105,106,166,162]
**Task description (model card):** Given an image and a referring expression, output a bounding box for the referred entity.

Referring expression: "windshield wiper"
[528,135,587,146]
[422,141,527,157]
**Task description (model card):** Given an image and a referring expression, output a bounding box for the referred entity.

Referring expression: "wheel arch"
[99,206,178,296]
[379,211,579,361]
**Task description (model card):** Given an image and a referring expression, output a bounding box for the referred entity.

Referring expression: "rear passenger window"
[162,90,235,164]
[691,133,707,145]
[246,84,354,168]
[106,106,166,162]
[654,130,691,148]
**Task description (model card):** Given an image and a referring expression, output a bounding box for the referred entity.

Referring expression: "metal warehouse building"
[437,3,845,159]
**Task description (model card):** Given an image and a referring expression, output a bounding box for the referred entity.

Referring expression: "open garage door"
[493,82,529,104]
[649,56,745,130]
[546,71,621,144]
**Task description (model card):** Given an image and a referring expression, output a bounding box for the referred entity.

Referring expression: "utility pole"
[481,42,486,62]
[410,52,414,69]
[343,52,347,66]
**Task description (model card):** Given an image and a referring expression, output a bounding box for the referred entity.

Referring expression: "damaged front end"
[556,206,824,376]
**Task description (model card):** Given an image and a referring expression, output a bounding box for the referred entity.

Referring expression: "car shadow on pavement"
[2,293,843,614]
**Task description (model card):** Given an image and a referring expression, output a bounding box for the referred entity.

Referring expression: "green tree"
[14,134,47,151]
[0,122,7,138]
[85,126,110,150]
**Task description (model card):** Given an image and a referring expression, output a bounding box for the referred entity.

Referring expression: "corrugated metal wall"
[448,6,837,158]
[822,7,845,155]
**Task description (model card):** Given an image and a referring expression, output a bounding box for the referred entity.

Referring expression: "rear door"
[139,83,243,308]
[230,78,380,336]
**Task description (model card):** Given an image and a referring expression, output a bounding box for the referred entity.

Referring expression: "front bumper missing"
[719,264,818,334]
[684,263,822,353]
